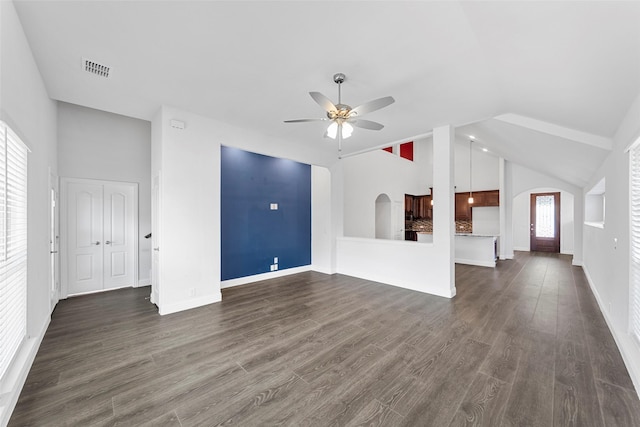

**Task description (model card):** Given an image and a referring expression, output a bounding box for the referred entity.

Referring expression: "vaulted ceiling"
[13,1,640,187]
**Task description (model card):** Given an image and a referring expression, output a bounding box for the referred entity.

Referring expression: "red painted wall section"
[382,146,393,153]
[400,141,413,161]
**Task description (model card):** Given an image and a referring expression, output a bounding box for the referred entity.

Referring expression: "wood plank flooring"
[9,252,640,426]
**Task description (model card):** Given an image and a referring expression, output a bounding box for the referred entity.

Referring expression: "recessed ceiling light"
[482,147,489,152]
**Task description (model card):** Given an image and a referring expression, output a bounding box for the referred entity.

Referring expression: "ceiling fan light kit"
[285,73,395,153]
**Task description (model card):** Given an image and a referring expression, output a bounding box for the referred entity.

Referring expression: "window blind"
[631,143,640,347]
[0,122,28,382]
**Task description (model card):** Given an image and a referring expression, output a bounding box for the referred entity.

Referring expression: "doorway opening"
[375,193,392,239]
[530,192,560,252]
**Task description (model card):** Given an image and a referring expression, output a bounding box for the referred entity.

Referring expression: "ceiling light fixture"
[468,138,474,204]
[284,73,394,153]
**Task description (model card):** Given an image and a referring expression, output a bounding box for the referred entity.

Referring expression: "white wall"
[342,146,426,239]
[512,189,574,255]
[453,136,500,193]
[0,1,58,424]
[582,90,640,394]
[337,125,457,299]
[57,102,152,284]
[152,105,335,314]
[472,206,500,235]
[311,166,332,274]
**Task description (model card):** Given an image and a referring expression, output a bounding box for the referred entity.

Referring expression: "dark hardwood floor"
[10,252,640,426]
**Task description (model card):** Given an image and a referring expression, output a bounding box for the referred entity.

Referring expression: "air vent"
[82,58,111,78]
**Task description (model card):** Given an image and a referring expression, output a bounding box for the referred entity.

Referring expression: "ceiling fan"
[284,73,395,152]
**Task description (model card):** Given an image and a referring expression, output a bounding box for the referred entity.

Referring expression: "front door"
[530,192,560,252]
[63,178,137,296]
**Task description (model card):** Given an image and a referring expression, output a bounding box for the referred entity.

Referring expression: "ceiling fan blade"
[349,119,384,131]
[284,118,328,123]
[349,96,395,117]
[309,92,337,113]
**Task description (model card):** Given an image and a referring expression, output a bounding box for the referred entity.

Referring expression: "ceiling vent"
[82,57,111,78]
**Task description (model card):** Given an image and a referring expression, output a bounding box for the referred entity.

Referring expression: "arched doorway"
[375,193,392,239]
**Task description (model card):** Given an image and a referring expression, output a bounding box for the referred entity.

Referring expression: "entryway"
[61,178,138,297]
[530,192,560,252]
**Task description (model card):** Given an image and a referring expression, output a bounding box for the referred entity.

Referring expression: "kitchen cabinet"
[405,194,432,220]
[413,195,432,220]
[471,190,499,207]
[455,193,471,221]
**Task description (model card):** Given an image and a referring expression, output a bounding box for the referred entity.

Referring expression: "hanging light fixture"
[468,138,474,204]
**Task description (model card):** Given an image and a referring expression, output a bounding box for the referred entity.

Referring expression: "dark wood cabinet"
[455,193,471,221]
[483,190,499,206]
[405,194,432,220]
[470,190,499,207]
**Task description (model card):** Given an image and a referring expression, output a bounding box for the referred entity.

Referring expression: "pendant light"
[468,138,474,204]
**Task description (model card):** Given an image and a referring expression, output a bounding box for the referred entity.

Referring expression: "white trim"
[221,266,312,289]
[513,246,529,252]
[624,133,640,153]
[159,292,222,316]
[455,258,496,268]
[494,113,613,151]
[582,265,640,398]
[584,221,605,229]
[0,317,49,427]
[137,278,151,287]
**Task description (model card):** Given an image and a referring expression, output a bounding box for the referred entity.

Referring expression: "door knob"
[50,250,58,254]
[105,241,111,245]
[94,241,100,245]
[153,247,160,251]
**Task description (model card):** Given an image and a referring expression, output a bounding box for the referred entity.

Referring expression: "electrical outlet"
[270,203,278,210]
[274,257,278,263]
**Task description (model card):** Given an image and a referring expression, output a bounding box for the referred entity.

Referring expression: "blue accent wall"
[221,146,311,280]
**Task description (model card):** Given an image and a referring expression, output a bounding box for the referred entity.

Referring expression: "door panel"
[103,184,136,290]
[530,192,560,252]
[63,178,137,296]
[68,183,103,294]
[151,174,160,305]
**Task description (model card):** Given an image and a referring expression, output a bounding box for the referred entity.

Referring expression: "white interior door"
[103,183,136,290]
[151,174,160,305]
[62,178,138,297]
[66,181,104,294]
[50,182,60,313]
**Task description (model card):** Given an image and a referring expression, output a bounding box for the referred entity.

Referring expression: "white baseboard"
[513,246,529,252]
[220,266,311,289]
[0,317,50,427]
[582,265,640,398]
[455,258,496,268]
[159,292,222,316]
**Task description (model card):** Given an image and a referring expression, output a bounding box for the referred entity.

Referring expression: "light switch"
[274,257,278,263]
[270,203,278,210]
